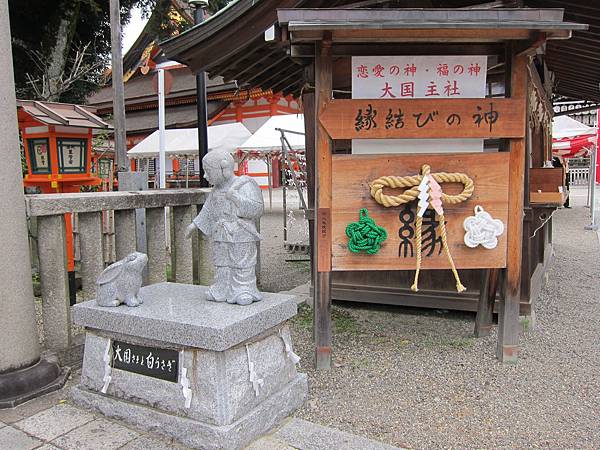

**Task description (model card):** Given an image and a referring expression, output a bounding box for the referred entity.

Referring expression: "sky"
[122,6,148,55]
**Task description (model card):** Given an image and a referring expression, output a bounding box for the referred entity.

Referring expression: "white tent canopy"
[127,122,252,158]
[239,114,305,153]
[552,115,597,140]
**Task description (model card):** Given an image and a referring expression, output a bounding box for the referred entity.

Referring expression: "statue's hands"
[226,187,241,208]
[185,223,196,239]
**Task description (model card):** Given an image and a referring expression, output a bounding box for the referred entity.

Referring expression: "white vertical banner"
[351,55,488,154]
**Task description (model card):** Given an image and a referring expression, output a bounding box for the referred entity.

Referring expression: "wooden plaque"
[320,98,525,140]
[331,152,509,271]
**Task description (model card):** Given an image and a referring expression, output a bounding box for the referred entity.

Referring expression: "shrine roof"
[160,1,600,102]
[279,8,586,39]
[17,100,112,129]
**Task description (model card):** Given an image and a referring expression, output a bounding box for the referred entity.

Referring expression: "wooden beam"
[314,38,333,371]
[245,55,292,85]
[224,48,281,82]
[497,51,527,364]
[291,43,504,57]
[291,28,535,43]
[270,69,305,93]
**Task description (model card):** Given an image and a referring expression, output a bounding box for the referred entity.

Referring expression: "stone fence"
[25,189,210,352]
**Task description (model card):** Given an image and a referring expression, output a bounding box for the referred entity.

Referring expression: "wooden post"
[497,53,527,363]
[314,38,333,370]
[109,0,128,173]
[474,268,499,337]
[302,81,315,284]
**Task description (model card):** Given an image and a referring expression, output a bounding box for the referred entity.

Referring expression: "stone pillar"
[0,0,67,408]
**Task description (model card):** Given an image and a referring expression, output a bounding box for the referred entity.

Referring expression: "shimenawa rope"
[370,164,472,293]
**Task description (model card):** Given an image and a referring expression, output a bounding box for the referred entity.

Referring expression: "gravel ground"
[258,209,311,293]
[290,206,600,449]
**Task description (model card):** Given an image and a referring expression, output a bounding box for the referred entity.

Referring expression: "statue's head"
[202,150,235,186]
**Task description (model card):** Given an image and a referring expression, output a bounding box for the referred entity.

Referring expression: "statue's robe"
[192,175,264,303]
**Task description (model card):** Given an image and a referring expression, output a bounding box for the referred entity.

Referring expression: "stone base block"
[71,283,308,449]
[71,373,307,450]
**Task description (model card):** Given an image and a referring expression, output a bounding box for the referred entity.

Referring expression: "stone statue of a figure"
[186,150,264,306]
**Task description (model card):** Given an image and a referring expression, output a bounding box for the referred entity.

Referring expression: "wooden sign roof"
[17,100,112,130]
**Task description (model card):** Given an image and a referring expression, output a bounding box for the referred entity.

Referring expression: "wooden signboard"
[331,152,509,271]
[320,98,525,140]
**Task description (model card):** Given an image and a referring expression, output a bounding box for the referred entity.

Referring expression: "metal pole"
[158,68,166,189]
[109,0,128,173]
[191,1,209,187]
[585,109,599,230]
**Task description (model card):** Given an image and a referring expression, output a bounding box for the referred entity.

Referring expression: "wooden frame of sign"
[314,38,528,369]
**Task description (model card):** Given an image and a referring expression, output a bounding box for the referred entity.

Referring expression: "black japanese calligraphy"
[385,108,405,129]
[355,104,378,131]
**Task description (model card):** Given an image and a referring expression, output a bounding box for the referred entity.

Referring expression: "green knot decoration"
[345,208,388,254]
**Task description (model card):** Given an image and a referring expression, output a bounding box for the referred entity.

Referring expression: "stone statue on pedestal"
[186,150,264,306]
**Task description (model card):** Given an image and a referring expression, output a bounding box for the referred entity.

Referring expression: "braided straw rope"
[370,164,474,208]
[370,164,472,293]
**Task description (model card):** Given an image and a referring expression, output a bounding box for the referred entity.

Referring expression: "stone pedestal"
[71,283,307,450]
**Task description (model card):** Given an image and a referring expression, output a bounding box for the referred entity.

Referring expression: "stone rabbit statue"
[96,252,148,307]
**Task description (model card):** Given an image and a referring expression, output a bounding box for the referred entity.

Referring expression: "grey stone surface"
[73,283,297,351]
[80,324,300,427]
[0,426,43,450]
[114,209,138,260]
[120,435,187,450]
[188,150,263,305]
[245,435,296,450]
[78,211,105,300]
[146,207,167,285]
[273,418,403,450]
[71,373,308,450]
[34,445,61,450]
[172,205,194,284]
[96,252,147,307]
[51,418,139,450]
[15,403,95,441]
[26,189,209,217]
[0,0,41,373]
[38,214,71,351]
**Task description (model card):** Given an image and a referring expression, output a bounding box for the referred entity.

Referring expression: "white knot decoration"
[246,344,264,397]
[101,340,112,394]
[279,329,301,365]
[463,205,504,249]
[180,364,192,409]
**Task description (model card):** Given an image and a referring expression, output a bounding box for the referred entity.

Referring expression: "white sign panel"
[352,55,488,154]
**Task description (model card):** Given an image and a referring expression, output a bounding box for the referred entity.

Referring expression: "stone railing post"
[78,212,104,300]
[172,205,194,283]
[37,215,71,350]
[114,209,137,260]
[146,207,167,284]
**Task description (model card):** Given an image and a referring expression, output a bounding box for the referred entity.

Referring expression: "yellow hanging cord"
[370,164,473,293]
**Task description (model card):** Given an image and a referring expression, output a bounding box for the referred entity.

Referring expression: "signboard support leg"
[497,53,527,363]
[314,38,333,370]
